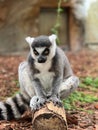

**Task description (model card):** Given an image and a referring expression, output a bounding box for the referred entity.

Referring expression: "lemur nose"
[38,56,46,63]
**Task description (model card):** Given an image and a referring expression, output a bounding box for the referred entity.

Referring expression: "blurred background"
[0,0,98,54]
[0,1,98,129]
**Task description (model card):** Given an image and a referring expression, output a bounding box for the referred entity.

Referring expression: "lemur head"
[25,34,57,63]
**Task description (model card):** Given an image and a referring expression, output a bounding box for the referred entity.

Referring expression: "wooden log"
[32,102,68,130]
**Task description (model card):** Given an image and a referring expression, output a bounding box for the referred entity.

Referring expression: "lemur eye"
[43,48,49,55]
[33,48,39,56]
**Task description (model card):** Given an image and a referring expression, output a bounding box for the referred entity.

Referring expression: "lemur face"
[26,34,57,63]
[32,46,50,63]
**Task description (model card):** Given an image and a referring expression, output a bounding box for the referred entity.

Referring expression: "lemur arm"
[30,78,47,110]
[32,78,46,98]
[51,48,73,97]
[52,75,62,97]
[49,51,79,102]
[47,75,63,106]
[59,54,79,99]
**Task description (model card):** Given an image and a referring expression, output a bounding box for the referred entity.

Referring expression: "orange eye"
[43,48,49,55]
[33,48,39,56]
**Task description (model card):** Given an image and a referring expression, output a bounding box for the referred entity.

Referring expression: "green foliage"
[15,80,20,87]
[63,77,98,110]
[83,77,93,85]
[81,77,98,88]
[51,0,70,43]
[51,0,63,44]
[79,83,86,88]
[63,91,98,110]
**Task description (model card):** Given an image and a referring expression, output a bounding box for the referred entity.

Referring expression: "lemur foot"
[48,96,62,107]
[30,96,46,111]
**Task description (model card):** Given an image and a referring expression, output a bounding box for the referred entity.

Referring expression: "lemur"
[0,34,79,121]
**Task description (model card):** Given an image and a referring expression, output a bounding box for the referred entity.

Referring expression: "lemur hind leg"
[18,61,36,98]
[59,76,79,99]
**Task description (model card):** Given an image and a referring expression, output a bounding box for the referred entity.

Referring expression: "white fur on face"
[35,47,46,54]
[30,47,37,62]
[30,45,56,62]
[30,47,46,62]
[26,34,57,62]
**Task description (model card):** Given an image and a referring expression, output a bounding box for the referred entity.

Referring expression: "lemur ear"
[49,34,57,43]
[25,36,34,45]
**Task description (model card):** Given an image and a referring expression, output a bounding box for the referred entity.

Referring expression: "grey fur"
[23,35,79,110]
[0,35,79,120]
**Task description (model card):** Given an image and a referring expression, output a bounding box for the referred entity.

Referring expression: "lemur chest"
[34,61,55,91]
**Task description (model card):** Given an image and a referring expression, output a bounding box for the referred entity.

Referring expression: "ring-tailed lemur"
[0,34,79,121]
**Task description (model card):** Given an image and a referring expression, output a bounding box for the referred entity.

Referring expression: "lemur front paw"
[48,95,62,107]
[30,96,46,111]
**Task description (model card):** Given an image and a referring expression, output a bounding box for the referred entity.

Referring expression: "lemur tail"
[0,93,30,121]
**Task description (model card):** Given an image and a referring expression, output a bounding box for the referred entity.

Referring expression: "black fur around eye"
[33,48,39,56]
[43,48,50,55]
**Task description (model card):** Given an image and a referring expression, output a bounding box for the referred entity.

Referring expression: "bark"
[32,102,68,130]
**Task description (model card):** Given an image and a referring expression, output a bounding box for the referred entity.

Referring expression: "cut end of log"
[32,102,68,130]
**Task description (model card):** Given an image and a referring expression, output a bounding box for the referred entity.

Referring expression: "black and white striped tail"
[0,93,30,121]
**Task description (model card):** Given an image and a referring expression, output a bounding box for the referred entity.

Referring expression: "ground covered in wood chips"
[0,49,98,130]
